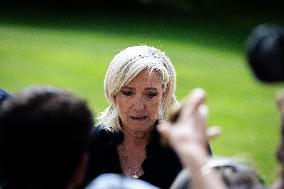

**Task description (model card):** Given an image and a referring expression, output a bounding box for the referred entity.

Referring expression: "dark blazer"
[82,125,183,189]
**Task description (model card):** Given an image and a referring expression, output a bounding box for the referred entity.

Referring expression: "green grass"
[1,11,284,184]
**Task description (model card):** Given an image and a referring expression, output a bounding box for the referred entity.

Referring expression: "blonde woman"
[83,45,183,189]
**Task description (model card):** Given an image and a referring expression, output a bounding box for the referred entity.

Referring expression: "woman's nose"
[132,96,146,111]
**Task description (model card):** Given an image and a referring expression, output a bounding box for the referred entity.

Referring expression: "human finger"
[157,122,172,139]
[179,88,206,121]
[206,126,221,141]
[198,104,209,122]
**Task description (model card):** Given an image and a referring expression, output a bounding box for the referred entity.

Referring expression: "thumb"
[206,126,221,141]
[157,122,172,138]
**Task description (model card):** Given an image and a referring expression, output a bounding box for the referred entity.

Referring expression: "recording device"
[246,24,284,82]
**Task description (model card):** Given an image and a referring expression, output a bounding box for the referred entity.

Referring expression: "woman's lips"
[130,116,147,120]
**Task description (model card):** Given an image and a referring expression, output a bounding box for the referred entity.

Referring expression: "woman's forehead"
[132,70,161,82]
[122,70,162,89]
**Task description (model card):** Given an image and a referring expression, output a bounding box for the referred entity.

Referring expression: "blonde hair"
[98,45,178,133]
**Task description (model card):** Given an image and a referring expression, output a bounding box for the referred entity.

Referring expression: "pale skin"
[160,88,281,189]
[114,69,164,178]
[158,88,227,189]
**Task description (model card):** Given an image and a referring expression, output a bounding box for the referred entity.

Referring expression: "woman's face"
[115,69,164,135]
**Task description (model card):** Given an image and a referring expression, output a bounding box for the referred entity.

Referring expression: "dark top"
[82,125,183,189]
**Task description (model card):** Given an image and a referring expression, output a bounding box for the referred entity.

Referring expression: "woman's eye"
[122,91,133,96]
[146,92,157,98]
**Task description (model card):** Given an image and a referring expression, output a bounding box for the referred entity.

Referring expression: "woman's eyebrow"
[121,86,134,90]
[145,88,158,91]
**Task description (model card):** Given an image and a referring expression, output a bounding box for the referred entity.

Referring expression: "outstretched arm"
[158,88,227,189]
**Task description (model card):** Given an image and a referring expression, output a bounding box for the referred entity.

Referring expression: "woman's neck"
[123,132,150,146]
[122,127,153,146]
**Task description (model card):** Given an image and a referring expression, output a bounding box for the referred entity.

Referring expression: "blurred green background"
[1,1,284,185]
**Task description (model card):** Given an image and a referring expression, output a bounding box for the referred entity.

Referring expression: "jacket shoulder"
[88,125,109,145]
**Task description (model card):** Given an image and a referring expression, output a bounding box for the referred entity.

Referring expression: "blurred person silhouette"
[170,158,265,189]
[246,24,284,83]
[0,86,93,189]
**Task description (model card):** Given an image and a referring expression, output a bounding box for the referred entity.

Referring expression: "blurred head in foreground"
[0,86,93,189]
[246,24,284,83]
[170,157,265,189]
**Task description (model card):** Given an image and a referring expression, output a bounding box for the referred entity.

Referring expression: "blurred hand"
[158,88,220,155]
